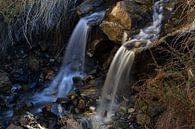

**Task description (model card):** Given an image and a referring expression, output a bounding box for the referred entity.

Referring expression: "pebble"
[128,108,135,113]
[89,106,96,112]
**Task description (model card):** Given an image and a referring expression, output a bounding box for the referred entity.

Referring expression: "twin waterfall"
[30,11,105,106]
[30,0,164,123]
[97,0,164,121]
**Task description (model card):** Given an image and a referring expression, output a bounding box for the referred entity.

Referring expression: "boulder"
[100,21,125,43]
[77,0,104,15]
[100,1,131,43]
[100,0,153,43]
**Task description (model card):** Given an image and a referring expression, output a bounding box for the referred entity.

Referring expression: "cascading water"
[29,11,105,107]
[96,0,165,121]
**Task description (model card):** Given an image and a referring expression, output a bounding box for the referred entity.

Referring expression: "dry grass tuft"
[0,0,78,50]
[133,25,195,128]
[162,0,195,35]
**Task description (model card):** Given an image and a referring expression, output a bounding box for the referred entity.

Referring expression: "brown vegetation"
[133,25,195,129]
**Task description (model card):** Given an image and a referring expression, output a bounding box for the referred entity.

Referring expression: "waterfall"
[29,11,105,106]
[97,0,165,121]
[97,46,135,122]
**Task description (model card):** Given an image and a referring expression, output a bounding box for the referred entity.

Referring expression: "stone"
[77,0,104,15]
[88,77,104,87]
[100,1,132,43]
[6,124,23,129]
[100,21,124,42]
[0,70,11,92]
[89,106,96,112]
[72,76,84,88]
[100,0,153,43]
[19,117,29,126]
[108,2,131,30]
[11,84,22,93]
[51,103,66,118]
[128,108,135,113]
[83,75,94,84]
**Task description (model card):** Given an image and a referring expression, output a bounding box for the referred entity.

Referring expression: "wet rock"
[77,0,104,15]
[0,70,11,92]
[11,84,22,93]
[87,27,115,66]
[77,99,85,111]
[102,47,118,71]
[10,67,28,83]
[6,124,23,129]
[72,76,84,88]
[27,82,38,90]
[88,76,104,87]
[19,117,29,126]
[51,103,66,118]
[88,39,104,57]
[83,75,94,84]
[18,112,46,129]
[56,98,69,104]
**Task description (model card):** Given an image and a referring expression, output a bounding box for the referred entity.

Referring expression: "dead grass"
[162,0,195,35]
[0,0,26,22]
[0,0,78,51]
[156,89,195,129]
[133,22,195,128]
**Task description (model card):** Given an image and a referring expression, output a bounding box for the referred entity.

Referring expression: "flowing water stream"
[96,0,165,122]
[29,11,105,108]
